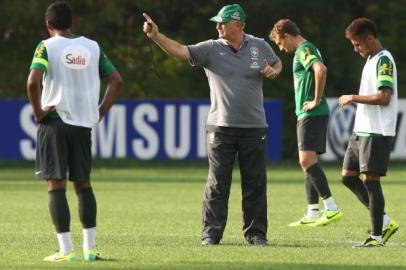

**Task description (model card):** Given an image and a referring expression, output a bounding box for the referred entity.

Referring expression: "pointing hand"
[143,13,159,38]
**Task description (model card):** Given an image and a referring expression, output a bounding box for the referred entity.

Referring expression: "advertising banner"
[0,99,282,161]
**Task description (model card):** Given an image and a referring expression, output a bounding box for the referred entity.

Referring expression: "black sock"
[306,163,332,199]
[364,181,385,236]
[76,187,97,228]
[49,189,70,233]
[342,176,369,208]
[305,173,319,204]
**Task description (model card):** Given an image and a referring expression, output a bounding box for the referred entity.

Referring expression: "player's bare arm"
[99,71,123,121]
[304,61,327,112]
[26,69,54,122]
[339,88,391,108]
[143,13,191,60]
[261,59,282,80]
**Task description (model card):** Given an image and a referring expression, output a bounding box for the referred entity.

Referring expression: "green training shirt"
[293,40,329,120]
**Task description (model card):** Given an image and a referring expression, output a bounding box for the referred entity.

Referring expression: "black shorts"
[36,118,92,181]
[297,115,329,154]
[342,134,393,176]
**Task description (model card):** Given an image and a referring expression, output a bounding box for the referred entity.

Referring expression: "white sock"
[323,197,338,211]
[83,227,96,251]
[56,232,74,254]
[370,234,383,242]
[383,214,390,227]
[306,204,320,218]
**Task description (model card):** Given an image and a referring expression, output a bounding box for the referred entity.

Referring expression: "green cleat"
[83,249,102,261]
[312,209,342,227]
[382,219,399,244]
[43,251,76,262]
[288,215,319,227]
[353,236,384,248]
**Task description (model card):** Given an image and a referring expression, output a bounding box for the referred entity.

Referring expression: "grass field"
[0,160,405,270]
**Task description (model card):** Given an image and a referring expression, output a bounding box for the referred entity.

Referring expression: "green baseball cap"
[209,4,246,23]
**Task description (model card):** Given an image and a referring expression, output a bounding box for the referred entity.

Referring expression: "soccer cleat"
[353,236,384,248]
[248,235,268,246]
[382,219,399,244]
[312,209,342,227]
[83,249,102,261]
[288,215,319,227]
[201,238,218,246]
[43,251,76,262]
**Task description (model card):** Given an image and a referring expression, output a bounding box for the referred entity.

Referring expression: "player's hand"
[338,95,353,108]
[143,13,159,39]
[35,106,54,123]
[261,59,278,79]
[303,100,319,112]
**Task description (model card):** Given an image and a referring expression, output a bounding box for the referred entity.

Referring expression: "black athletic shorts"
[342,134,393,176]
[35,118,92,181]
[297,115,329,154]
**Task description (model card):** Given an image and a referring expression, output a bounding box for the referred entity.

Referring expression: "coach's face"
[349,35,373,59]
[216,20,243,40]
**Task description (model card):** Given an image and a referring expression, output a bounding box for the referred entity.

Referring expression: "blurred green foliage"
[1,0,404,158]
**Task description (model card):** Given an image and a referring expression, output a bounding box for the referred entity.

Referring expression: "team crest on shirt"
[250,46,260,69]
[300,47,313,61]
[61,45,91,70]
[250,47,259,58]
[379,62,393,75]
[35,43,46,58]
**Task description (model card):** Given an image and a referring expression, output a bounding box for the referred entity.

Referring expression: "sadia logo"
[61,45,91,70]
[327,103,356,158]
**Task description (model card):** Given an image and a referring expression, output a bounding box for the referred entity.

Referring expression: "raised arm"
[143,13,191,60]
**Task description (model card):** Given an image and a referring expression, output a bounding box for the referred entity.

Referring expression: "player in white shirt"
[339,18,398,248]
[27,1,123,262]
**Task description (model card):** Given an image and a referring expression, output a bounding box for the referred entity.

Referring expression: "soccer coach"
[143,4,282,246]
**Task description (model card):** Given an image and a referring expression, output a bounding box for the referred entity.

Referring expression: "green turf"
[0,161,405,270]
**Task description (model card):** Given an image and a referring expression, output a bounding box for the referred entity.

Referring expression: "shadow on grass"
[145,264,406,270]
[1,159,405,169]
[1,176,406,187]
[1,159,405,186]
[22,262,406,270]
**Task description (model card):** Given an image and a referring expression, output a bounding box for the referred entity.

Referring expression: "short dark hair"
[270,19,301,41]
[45,1,73,30]
[345,18,378,40]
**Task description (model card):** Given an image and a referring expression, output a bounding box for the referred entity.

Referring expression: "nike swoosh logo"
[326,212,340,220]
[300,221,316,224]
[35,171,42,175]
